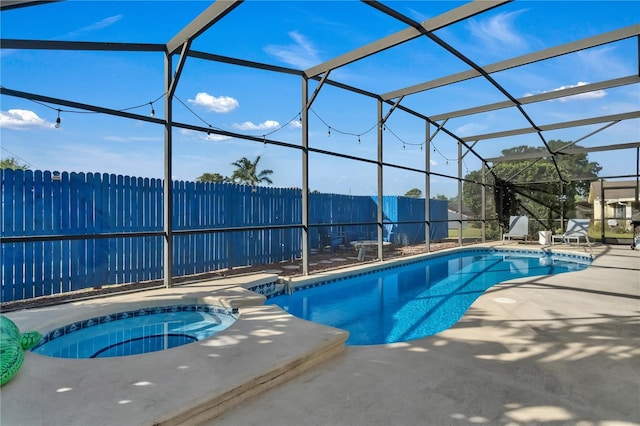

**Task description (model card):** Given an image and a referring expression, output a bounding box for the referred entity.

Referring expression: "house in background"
[589,180,639,230]
[447,201,472,230]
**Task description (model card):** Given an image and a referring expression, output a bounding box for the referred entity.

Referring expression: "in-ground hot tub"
[32,304,237,358]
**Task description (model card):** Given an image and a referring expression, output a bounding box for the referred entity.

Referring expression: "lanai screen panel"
[0,1,638,192]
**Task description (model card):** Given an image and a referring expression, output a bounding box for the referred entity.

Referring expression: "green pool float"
[1,315,42,386]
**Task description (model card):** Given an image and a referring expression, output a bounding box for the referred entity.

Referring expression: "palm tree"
[230,155,273,186]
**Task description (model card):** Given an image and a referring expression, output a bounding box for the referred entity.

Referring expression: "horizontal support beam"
[0,86,166,124]
[383,24,640,100]
[189,50,303,76]
[0,38,166,52]
[430,75,640,121]
[305,0,508,78]
[486,141,640,162]
[0,231,164,243]
[462,111,640,142]
[0,0,58,11]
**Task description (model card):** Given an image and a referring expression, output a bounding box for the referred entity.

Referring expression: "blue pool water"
[266,249,591,345]
[32,305,236,358]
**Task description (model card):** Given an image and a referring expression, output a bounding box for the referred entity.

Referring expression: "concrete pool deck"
[0,274,349,425]
[1,243,639,425]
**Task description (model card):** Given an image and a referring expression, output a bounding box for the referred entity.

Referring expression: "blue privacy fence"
[1,169,446,302]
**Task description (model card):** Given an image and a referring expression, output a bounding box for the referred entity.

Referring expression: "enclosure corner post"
[425,120,431,252]
[457,141,463,247]
[163,52,173,288]
[301,76,310,275]
[481,162,486,243]
[377,98,384,261]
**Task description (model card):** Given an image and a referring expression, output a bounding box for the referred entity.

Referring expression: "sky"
[1,0,638,198]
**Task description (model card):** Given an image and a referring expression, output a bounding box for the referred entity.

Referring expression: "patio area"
[1,243,638,425]
[215,243,640,426]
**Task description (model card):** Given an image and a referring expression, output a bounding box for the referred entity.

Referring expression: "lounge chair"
[552,218,591,247]
[502,216,529,243]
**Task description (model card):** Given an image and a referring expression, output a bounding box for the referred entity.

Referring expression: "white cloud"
[232,120,280,131]
[188,92,239,113]
[288,120,302,129]
[557,82,606,102]
[0,109,50,129]
[87,15,123,31]
[206,133,231,142]
[576,46,630,78]
[60,15,123,39]
[524,82,606,102]
[407,8,430,23]
[454,122,489,136]
[467,10,527,50]
[103,135,161,143]
[178,128,231,142]
[265,31,320,69]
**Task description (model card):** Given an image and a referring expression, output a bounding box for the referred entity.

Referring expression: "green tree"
[0,157,29,170]
[230,155,273,186]
[404,188,422,198]
[463,140,601,238]
[196,172,228,183]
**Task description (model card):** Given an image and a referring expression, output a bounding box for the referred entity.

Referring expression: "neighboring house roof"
[589,180,639,203]
[575,201,592,218]
[447,209,470,220]
[447,202,473,216]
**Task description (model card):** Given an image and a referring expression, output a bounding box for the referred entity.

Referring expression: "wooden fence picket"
[1,170,443,302]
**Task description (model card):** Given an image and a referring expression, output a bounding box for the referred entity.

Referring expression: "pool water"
[266,249,591,345]
[32,305,236,358]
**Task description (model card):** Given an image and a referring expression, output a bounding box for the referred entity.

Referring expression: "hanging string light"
[431,140,456,164]
[18,85,430,154]
[11,87,168,131]
[383,124,425,151]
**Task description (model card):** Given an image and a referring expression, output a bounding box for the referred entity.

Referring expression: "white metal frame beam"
[382,24,640,100]
[462,111,640,142]
[166,0,243,55]
[486,142,640,163]
[305,0,508,79]
[430,76,640,121]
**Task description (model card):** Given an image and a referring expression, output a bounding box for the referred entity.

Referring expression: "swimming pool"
[31,304,237,358]
[266,248,592,345]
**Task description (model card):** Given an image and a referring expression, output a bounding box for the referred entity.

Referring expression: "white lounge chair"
[552,218,591,247]
[502,216,529,243]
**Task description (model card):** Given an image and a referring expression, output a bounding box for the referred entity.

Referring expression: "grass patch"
[448,228,482,238]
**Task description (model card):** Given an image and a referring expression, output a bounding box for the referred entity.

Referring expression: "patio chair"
[552,218,591,247]
[502,216,529,244]
[318,225,344,252]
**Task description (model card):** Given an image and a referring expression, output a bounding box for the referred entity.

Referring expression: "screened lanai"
[1,1,638,296]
